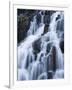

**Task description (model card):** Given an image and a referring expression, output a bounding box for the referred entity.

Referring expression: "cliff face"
[17,9,56,44]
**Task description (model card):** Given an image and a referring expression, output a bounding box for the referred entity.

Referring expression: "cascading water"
[17,10,64,80]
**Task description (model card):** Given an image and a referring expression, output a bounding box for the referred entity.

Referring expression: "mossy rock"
[18,15,29,22]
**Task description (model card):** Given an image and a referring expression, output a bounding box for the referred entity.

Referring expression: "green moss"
[18,15,29,22]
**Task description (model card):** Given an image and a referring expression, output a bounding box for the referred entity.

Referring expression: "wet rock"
[36,13,41,25]
[42,24,49,35]
[56,19,64,32]
[56,15,61,21]
[17,15,30,43]
[17,9,37,43]
[48,71,53,79]
[41,11,44,15]
[32,38,41,54]
[17,9,36,17]
[51,46,57,71]
[46,43,51,54]
[45,11,55,16]
[44,11,55,25]
[59,40,64,53]
[44,15,50,25]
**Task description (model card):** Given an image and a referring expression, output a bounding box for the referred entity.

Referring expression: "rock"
[44,15,50,25]
[60,20,64,31]
[42,24,49,35]
[48,71,53,79]
[44,11,55,25]
[17,9,36,17]
[51,46,57,71]
[59,40,64,53]
[17,9,37,43]
[56,15,61,21]
[32,38,41,54]
[56,19,64,32]
[17,15,30,43]
[41,11,44,15]
[46,43,51,54]
[36,13,41,25]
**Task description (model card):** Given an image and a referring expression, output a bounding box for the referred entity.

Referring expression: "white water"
[18,11,64,80]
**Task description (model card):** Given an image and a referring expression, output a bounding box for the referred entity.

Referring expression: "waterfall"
[17,10,64,80]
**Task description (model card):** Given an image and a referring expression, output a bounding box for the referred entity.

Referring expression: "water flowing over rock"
[17,10,64,80]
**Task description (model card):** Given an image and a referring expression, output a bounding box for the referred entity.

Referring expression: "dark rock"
[59,40,64,53]
[51,46,57,71]
[39,53,44,62]
[44,15,50,25]
[42,24,49,35]
[60,20,64,31]
[17,9,36,16]
[56,15,61,21]
[48,71,53,79]
[17,15,30,43]
[32,38,41,54]
[36,13,41,25]
[44,11,55,25]
[46,43,51,54]
[17,9,37,43]
[41,11,44,15]
[45,11,49,15]
[45,11,55,16]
